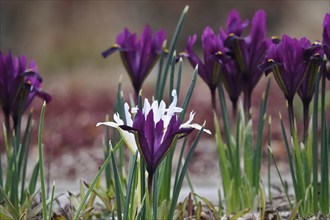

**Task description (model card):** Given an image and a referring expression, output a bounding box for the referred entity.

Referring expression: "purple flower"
[221,60,244,111]
[222,10,270,111]
[260,35,322,102]
[102,25,166,96]
[97,90,210,181]
[186,27,226,108]
[323,13,330,78]
[0,51,51,127]
[297,42,323,107]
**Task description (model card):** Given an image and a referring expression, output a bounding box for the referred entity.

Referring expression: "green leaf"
[289,200,302,220]
[123,152,138,220]
[157,5,189,101]
[193,194,220,219]
[38,102,47,220]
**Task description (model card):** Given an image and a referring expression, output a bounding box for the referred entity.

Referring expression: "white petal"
[96,121,138,153]
[188,123,211,134]
[169,90,178,108]
[119,129,138,153]
[180,111,195,128]
[124,103,133,126]
[96,121,119,128]
[113,113,124,125]
[143,98,151,114]
[131,106,138,114]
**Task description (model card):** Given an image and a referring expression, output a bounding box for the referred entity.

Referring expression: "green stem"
[287,98,295,138]
[302,103,309,144]
[243,88,251,120]
[211,89,216,111]
[148,172,153,204]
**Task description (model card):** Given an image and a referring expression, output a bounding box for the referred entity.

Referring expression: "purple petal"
[323,13,330,59]
[226,9,249,36]
[102,45,121,58]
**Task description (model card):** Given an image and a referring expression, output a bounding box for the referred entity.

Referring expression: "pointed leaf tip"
[183,5,189,13]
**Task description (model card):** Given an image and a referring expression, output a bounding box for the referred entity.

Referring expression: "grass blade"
[157,5,189,101]
[179,66,197,121]
[312,70,320,212]
[123,152,138,220]
[320,70,329,214]
[252,79,270,189]
[38,102,47,220]
[110,141,124,220]
[48,181,55,220]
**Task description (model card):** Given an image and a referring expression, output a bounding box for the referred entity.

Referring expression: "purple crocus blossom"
[323,13,330,79]
[102,25,166,96]
[221,10,270,111]
[186,27,226,108]
[0,51,51,127]
[260,35,321,102]
[297,42,323,107]
[219,9,249,41]
[97,90,210,185]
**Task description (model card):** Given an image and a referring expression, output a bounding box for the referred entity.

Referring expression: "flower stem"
[4,113,11,142]
[211,89,217,111]
[244,88,251,120]
[287,99,295,137]
[232,100,237,120]
[302,103,309,144]
[148,172,153,204]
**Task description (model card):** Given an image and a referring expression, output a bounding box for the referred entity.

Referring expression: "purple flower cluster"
[0,51,51,128]
[185,10,270,112]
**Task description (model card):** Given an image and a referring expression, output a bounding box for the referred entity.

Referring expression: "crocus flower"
[259,35,322,136]
[186,27,226,109]
[260,35,321,103]
[323,13,330,79]
[0,51,51,129]
[219,9,249,40]
[221,9,270,112]
[102,25,166,98]
[97,90,210,189]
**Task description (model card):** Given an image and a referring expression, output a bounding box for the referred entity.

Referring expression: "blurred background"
[0,1,329,184]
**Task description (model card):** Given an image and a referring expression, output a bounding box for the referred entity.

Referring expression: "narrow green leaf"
[169,52,176,103]
[259,182,266,220]
[48,181,55,220]
[176,58,183,98]
[193,194,220,219]
[157,5,189,101]
[110,141,123,220]
[280,113,300,202]
[252,79,270,189]
[123,152,138,220]
[38,102,47,220]
[0,187,19,219]
[179,67,197,122]
[231,208,250,219]
[152,169,158,220]
[320,69,329,214]
[289,200,302,220]
[214,111,230,199]
[312,70,320,212]
[268,146,293,209]
[28,162,39,195]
